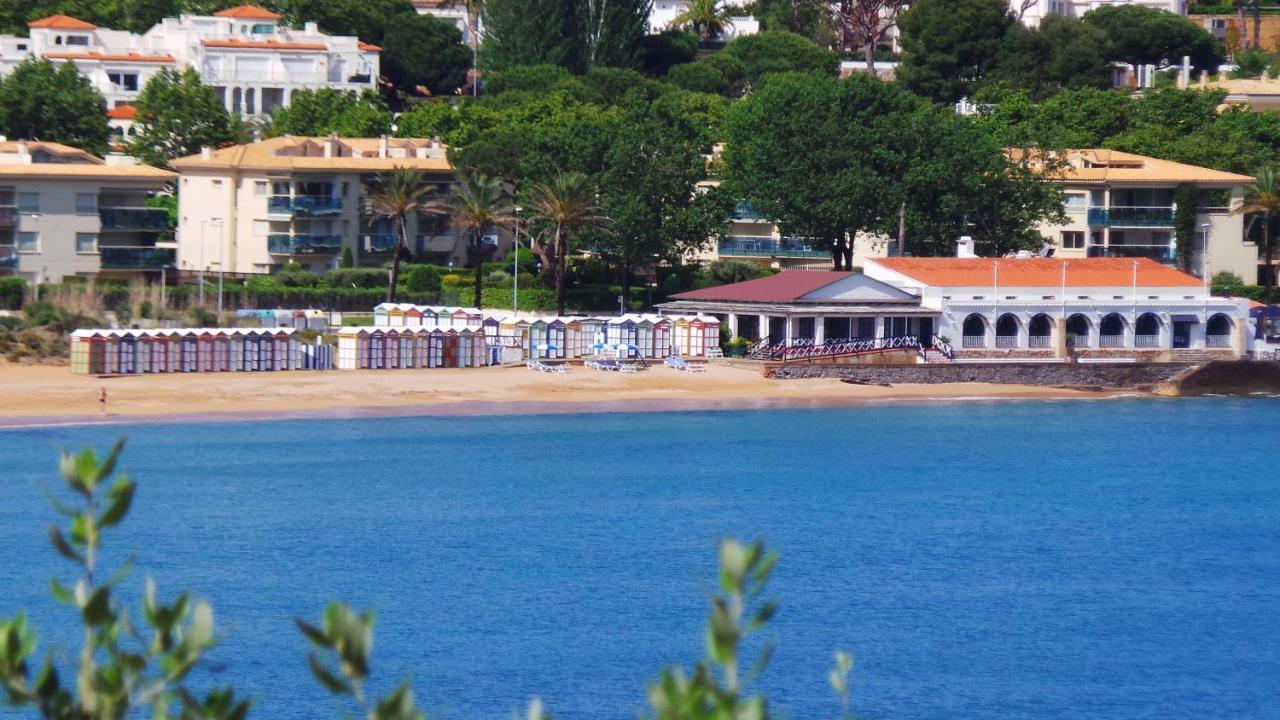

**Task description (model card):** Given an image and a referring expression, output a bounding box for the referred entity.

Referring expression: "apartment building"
[648,0,759,42]
[701,149,1259,282]
[0,141,176,284]
[171,136,506,277]
[0,6,379,122]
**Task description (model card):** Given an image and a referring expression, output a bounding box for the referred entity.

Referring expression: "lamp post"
[512,206,522,315]
[198,219,207,307]
[1199,221,1213,290]
[211,218,225,316]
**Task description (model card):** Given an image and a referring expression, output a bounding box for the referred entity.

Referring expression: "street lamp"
[512,206,522,315]
[198,219,207,307]
[212,218,225,316]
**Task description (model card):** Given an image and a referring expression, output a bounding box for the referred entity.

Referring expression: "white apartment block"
[1014,0,1186,26]
[0,5,379,123]
[0,141,176,284]
[413,1,476,45]
[701,149,1261,284]
[648,0,759,42]
[171,136,511,277]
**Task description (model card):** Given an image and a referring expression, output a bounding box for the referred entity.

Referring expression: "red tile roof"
[872,257,1203,288]
[671,271,853,302]
[358,41,382,52]
[201,39,326,51]
[28,14,96,29]
[106,104,136,120]
[213,5,281,19]
[48,52,175,63]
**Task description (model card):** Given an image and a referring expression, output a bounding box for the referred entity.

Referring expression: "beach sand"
[0,360,1140,426]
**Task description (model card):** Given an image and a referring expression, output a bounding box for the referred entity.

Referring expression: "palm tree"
[1235,166,1280,303]
[426,170,515,309]
[667,0,736,42]
[525,172,609,316]
[365,166,433,303]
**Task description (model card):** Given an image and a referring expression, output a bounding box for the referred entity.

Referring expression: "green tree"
[1083,5,1222,72]
[480,0,587,72]
[271,89,393,137]
[585,0,651,69]
[717,31,839,87]
[898,0,1014,104]
[986,16,1111,98]
[525,171,609,314]
[0,58,109,155]
[426,170,516,307]
[364,167,433,303]
[1173,183,1198,274]
[666,0,737,40]
[1234,166,1280,302]
[638,29,698,76]
[129,67,234,167]
[757,0,838,51]
[381,13,472,96]
[277,0,416,44]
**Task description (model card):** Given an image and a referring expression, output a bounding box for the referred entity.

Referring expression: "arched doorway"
[1206,313,1233,347]
[1135,313,1161,348]
[1028,313,1053,348]
[1099,313,1126,348]
[995,313,1020,348]
[962,313,988,348]
[1066,314,1091,349]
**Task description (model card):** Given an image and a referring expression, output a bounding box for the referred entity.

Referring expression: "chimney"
[305,21,318,34]
[379,135,388,158]
[16,139,29,162]
[956,236,976,258]
[200,145,212,161]
[324,134,337,158]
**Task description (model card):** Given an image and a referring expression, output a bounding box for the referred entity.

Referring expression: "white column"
[815,316,825,344]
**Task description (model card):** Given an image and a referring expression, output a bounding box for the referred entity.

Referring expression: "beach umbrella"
[535,343,559,351]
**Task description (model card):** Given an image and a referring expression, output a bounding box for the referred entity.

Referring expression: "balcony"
[99,207,170,231]
[268,234,342,254]
[267,195,343,216]
[1086,244,1176,264]
[0,246,16,268]
[0,207,15,227]
[1087,206,1175,227]
[718,237,826,259]
[99,246,175,269]
[416,234,458,253]
[362,233,397,252]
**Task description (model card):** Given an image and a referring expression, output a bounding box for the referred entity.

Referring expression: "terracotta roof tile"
[28,14,96,29]
[212,5,281,19]
[871,257,1204,288]
[47,52,175,63]
[169,136,452,172]
[106,104,136,120]
[201,39,326,51]
[671,271,853,302]
[1011,148,1254,186]
[358,41,382,51]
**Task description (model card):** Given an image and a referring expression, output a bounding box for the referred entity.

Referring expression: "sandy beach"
[0,360,1142,427]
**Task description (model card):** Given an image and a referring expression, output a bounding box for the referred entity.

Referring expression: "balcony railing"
[1086,244,1176,264]
[718,237,826,259]
[99,207,170,231]
[0,207,15,227]
[1099,334,1125,348]
[362,233,397,252]
[268,234,343,255]
[1087,206,1175,227]
[268,195,343,216]
[1028,335,1052,348]
[962,335,985,348]
[268,234,342,254]
[995,335,1017,348]
[1135,334,1160,348]
[99,246,175,269]
[0,246,16,268]
[1207,334,1231,347]
[1067,335,1089,348]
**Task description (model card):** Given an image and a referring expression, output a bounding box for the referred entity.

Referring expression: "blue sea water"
[1,399,1278,719]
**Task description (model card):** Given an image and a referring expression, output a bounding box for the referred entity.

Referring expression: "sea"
[1,398,1277,719]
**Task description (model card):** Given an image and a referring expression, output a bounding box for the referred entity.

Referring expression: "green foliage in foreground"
[0,442,859,719]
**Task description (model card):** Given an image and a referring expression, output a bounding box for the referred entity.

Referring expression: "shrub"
[324,268,388,289]
[0,277,25,309]
[340,246,355,268]
[440,273,468,289]
[403,264,448,293]
[726,336,752,357]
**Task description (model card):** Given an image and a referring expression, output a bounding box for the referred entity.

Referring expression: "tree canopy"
[380,13,472,97]
[0,57,109,156]
[271,89,393,137]
[129,67,233,166]
[897,0,1015,104]
[1082,5,1222,71]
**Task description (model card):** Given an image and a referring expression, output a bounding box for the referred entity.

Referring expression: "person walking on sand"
[98,387,107,416]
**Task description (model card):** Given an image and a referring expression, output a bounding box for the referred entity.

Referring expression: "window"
[212,179,223,187]
[76,233,97,253]
[272,181,290,195]
[342,182,350,196]
[65,35,89,46]
[856,317,875,339]
[1063,193,1086,212]
[1061,231,1084,249]
[1090,189,1105,207]
[75,193,97,213]
[254,181,268,195]
[17,232,37,252]
[253,220,269,236]
[106,72,139,91]
[16,43,26,51]
[16,193,38,212]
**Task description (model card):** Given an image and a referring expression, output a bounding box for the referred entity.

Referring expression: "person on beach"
[98,387,107,415]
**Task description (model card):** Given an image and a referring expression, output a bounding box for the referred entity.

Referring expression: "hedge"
[0,277,26,310]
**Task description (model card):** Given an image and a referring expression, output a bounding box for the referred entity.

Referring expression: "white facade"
[649,0,759,41]
[413,1,477,44]
[0,7,379,121]
[1014,0,1186,27]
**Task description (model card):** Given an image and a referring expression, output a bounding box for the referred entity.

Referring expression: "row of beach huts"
[69,328,331,375]
[68,305,724,375]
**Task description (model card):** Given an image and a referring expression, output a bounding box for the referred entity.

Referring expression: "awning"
[1171,314,1201,323]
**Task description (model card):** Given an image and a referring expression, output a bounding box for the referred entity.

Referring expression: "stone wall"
[766,362,1195,388]
[1172,360,1280,396]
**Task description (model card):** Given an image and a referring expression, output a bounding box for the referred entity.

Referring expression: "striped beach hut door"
[258,331,274,371]
[120,334,137,374]
[370,330,385,369]
[548,321,566,359]
[430,330,443,367]
[137,335,151,373]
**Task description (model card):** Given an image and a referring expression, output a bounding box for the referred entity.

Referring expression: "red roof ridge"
[106,104,136,120]
[213,5,281,19]
[28,14,96,29]
[871,257,1204,288]
[671,270,854,303]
